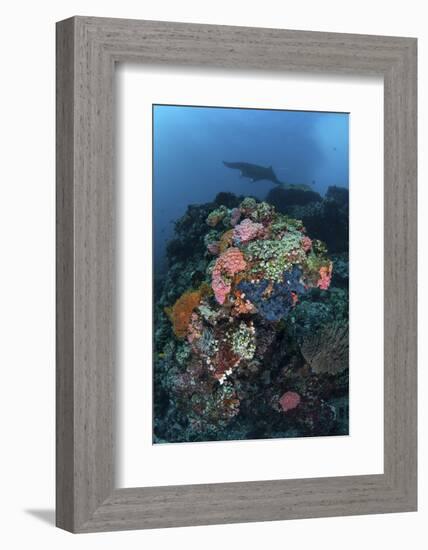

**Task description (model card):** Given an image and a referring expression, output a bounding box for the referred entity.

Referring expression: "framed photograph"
[56,16,417,532]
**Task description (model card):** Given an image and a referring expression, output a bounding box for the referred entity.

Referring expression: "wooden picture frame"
[56,16,417,533]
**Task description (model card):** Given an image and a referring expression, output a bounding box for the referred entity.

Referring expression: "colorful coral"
[166,289,202,339]
[206,205,228,227]
[233,218,265,244]
[248,201,275,223]
[212,343,241,382]
[156,193,348,443]
[238,266,306,321]
[218,229,234,253]
[230,321,257,361]
[211,247,247,304]
[239,197,257,216]
[317,262,333,290]
[231,289,256,316]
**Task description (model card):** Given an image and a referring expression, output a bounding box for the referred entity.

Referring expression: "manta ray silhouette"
[223,161,283,185]
[223,161,313,191]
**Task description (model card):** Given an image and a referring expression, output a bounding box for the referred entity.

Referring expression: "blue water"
[153,104,349,272]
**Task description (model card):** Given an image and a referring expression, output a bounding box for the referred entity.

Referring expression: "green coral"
[230,322,257,360]
[305,243,329,276]
[245,233,305,282]
[206,205,228,227]
[239,197,257,212]
[270,215,303,237]
[248,201,274,222]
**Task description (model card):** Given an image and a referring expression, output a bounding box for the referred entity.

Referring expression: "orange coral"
[317,262,333,290]
[231,290,256,316]
[167,289,202,339]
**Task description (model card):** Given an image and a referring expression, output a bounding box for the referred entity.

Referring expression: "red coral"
[212,343,240,381]
[317,262,333,290]
[211,247,247,304]
[233,218,265,244]
[279,391,301,412]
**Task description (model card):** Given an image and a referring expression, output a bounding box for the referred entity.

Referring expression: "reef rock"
[153,194,349,443]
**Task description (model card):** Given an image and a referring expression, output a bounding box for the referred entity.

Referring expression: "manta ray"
[223,161,312,191]
[223,161,283,185]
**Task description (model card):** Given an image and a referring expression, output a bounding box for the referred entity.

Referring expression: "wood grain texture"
[56,16,417,533]
[56,18,75,531]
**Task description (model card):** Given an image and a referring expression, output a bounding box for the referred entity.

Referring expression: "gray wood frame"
[56,16,417,533]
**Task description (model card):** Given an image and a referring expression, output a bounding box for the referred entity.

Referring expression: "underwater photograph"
[153,104,349,444]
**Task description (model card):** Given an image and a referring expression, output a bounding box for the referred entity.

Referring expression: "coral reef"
[153,192,349,443]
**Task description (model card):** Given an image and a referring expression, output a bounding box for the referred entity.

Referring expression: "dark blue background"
[153,105,349,271]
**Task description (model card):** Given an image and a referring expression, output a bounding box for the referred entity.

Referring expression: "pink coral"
[230,207,241,227]
[317,262,333,290]
[233,218,265,244]
[302,236,312,252]
[279,391,301,412]
[211,275,230,305]
[211,247,247,304]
